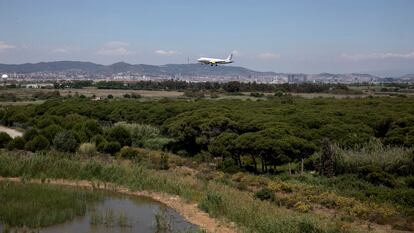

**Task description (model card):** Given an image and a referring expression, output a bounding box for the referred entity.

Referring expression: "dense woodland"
[1,93,414,232]
[53,80,360,94]
[1,96,413,175]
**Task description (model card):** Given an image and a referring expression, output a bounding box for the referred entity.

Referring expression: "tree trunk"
[288,163,292,175]
[301,158,304,174]
[251,155,257,173]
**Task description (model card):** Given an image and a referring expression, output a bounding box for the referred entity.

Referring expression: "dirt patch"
[0,177,237,233]
[0,126,23,138]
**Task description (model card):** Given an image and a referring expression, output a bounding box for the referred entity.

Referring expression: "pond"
[0,183,199,233]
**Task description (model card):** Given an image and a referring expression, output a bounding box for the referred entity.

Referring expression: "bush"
[406,176,414,189]
[142,137,172,150]
[250,92,264,97]
[41,124,63,141]
[7,136,26,150]
[118,146,140,159]
[23,129,38,142]
[107,125,131,146]
[78,143,97,156]
[115,122,160,148]
[218,158,241,174]
[0,132,12,148]
[91,134,105,146]
[198,191,223,214]
[25,135,50,152]
[365,171,397,188]
[335,139,413,176]
[254,187,275,201]
[102,141,121,155]
[53,130,78,152]
[159,153,169,170]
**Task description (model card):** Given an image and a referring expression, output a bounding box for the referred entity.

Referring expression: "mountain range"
[0,61,413,83]
[0,61,273,77]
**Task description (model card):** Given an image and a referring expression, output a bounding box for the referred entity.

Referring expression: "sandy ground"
[0,126,23,138]
[0,177,237,233]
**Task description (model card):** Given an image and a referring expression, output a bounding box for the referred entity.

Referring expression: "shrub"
[53,130,78,152]
[250,92,264,97]
[91,134,105,146]
[159,153,169,170]
[406,176,414,189]
[198,191,223,214]
[218,158,241,174]
[102,141,121,155]
[115,122,160,148]
[254,187,275,201]
[0,132,12,148]
[107,125,131,146]
[334,139,413,176]
[25,135,50,152]
[23,128,38,141]
[298,220,323,233]
[142,137,172,150]
[365,171,396,188]
[41,124,63,141]
[118,146,140,159]
[7,136,26,150]
[78,143,97,156]
[294,201,312,213]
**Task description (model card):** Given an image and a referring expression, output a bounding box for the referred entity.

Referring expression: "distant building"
[288,74,307,83]
[1,74,8,79]
[24,83,54,88]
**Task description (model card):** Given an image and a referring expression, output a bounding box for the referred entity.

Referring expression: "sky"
[0,0,413,76]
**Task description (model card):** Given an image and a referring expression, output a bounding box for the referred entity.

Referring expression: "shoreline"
[0,177,237,233]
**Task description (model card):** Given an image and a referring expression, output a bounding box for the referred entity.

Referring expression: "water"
[0,191,199,233]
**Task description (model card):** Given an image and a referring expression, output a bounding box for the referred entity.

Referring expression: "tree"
[23,129,38,141]
[41,124,63,141]
[223,81,241,93]
[25,135,50,152]
[102,141,121,155]
[209,132,239,164]
[107,125,131,146]
[7,136,26,150]
[53,130,78,152]
[0,132,12,148]
[320,138,335,177]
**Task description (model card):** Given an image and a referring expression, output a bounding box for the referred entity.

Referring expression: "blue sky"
[0,0,413,76]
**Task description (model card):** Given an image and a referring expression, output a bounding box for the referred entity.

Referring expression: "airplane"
[197,53,234,66]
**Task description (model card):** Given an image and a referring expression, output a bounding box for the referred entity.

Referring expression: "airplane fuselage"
[197,53,234,66]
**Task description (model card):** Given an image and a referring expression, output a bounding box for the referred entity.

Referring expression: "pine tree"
[320,138,335,177]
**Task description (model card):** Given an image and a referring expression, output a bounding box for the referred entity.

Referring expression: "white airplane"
[197,53,234,66]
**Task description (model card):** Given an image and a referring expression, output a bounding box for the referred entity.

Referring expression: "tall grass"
[0,182,101,228]
[0,151,352,233]
[333,139,413,175]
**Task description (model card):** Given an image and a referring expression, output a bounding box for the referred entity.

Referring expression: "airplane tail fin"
[226,53,233,61]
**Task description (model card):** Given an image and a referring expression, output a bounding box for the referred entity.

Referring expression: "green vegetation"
[0,152,354,233]
[0,181,101,228]
[1,94,414,232]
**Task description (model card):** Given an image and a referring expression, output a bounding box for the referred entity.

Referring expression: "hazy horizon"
[1,0,414,76]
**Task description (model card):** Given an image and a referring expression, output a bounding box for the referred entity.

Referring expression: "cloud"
[97,41,131,56]
[257,52,281,60]
[52,48,68,54]
[155,49,179,56]
[341,52,414,61]
[0,41,16,52]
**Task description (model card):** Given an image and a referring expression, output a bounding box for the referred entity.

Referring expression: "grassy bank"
[0,151,355,233]
[0,181,101,228]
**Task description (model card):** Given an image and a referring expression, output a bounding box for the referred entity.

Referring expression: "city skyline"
[1,0,414,76]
